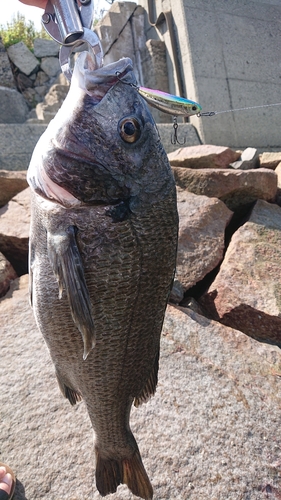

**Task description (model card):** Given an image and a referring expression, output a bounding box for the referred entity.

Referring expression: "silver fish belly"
[28,52,178,499]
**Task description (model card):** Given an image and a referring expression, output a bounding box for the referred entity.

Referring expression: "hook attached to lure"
[171,116,186,145]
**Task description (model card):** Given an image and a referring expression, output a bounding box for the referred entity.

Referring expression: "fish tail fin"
[95,447,153,499]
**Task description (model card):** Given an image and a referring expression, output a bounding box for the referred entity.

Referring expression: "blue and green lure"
[115,72,201,117]
[137,87,202,117]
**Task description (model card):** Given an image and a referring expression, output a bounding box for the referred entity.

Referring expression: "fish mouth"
[73,52,135,104]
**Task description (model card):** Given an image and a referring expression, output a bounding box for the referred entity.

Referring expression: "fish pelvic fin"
[47,225,95,359]
[134,351,159,408]
[95,447,153,499]
[55,368,82,406]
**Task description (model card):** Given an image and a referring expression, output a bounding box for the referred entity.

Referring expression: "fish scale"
[28,53,178,499]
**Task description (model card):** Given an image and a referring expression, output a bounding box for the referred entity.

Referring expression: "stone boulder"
[0,38,16,89]
[1,278,281,500]
[176,189,233,291]
[200,199,281,347]
[33,38,60,58]
[40,57,61,78]
[7,42,39,76]
[0,187,31,275]
[0,170,28,207]
[0,124,47,170]
[230,147,259,170]
[0,86,29,124]
[172,167,277,211]
[0,251,17,297]
[259,151,281,170]
[35,83,69,122]
[168,145,241,169]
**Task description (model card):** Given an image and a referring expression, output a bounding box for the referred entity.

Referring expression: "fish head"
[27,52,174,209]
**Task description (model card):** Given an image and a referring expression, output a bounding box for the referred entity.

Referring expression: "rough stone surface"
[35,84,69,122]
[95,1,138,55]
[230,147,260,170]
[172,167,278,211]
[168,145,241,169]
[0,251,17,297]
[33,38,60,58]
[40,57,61,78]
[0,38,16,89]
[201,199,281,347]
[0,124,47,171]
[7,42,39,76]
[0,87,29,124]
[176,189,233,291]
[0,170,28,207]
[1,277,281,500]
[259,151,281,170]
[0,187,30,275]
[276,162,281,188]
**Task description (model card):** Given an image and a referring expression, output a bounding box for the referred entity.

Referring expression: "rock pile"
[1,144,281,353]
[1,143,281,499]
[0,37,69,123]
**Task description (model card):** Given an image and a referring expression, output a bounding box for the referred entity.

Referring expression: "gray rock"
[34,70,50,86]
[33,38,60,58]
[0,170,28,207]
[35,84,69,122]
[0,187,30,275]
[0,124,47,170]
[201,199,281,347]
[22,88,42,107]
[230,147,259,170]
[169,278,185,304]
[0,86,29,124]
[176,189,233,291]
[16,73,34,92]
[1,277,281,500]
[40,57,61,78]
[7,42,39,76]
[0,38,16,89]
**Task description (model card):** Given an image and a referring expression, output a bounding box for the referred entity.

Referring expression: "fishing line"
[198,101,281,117]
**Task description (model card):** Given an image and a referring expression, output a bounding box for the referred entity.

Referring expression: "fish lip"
[74,53,135,102]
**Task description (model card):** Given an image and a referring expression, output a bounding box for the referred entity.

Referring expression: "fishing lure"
[116,72,202,117]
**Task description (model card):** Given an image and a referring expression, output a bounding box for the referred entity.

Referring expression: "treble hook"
[171,116,186,145]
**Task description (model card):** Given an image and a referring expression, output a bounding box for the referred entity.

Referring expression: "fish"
[27,51,178,499]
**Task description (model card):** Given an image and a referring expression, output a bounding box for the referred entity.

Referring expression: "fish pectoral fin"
[55,368,83,406]
[134,350,159,408]
[47,225,95,360]
[95,447,153,500]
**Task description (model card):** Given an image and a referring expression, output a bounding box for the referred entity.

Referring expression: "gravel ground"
[1,275,281,500]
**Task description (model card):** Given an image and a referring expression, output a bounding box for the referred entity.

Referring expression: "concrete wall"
[138,0,281,149]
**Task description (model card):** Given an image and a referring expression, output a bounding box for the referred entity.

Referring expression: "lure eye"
[192,105,198,111]
[119,117,141,144]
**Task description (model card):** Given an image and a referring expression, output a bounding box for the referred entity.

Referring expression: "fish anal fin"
[134,351,159,408]
[55,369,82,406]
[95,448,153,500]
[47,225,95,359]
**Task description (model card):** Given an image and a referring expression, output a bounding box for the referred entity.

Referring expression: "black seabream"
[27,51,178,499]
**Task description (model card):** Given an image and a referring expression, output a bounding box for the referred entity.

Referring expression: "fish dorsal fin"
[47,225,95,360]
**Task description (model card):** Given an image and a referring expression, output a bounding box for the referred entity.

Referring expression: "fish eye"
[192,105,198,111]
[119,117,141,144]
